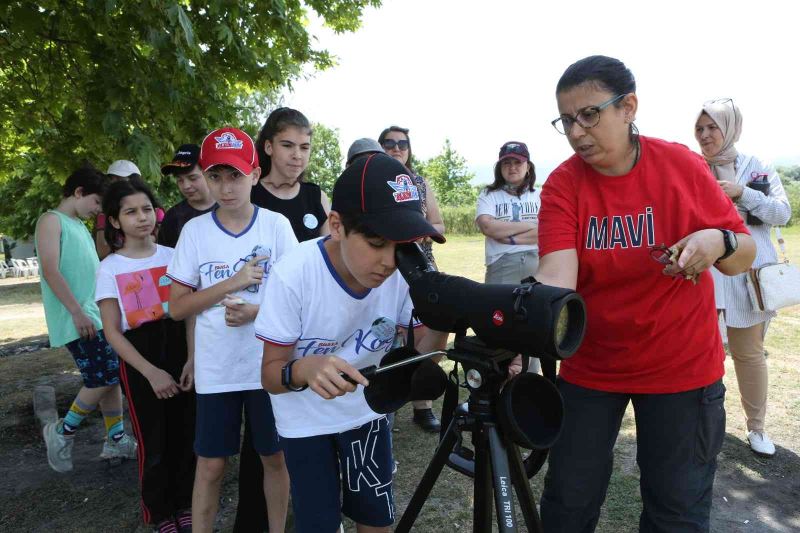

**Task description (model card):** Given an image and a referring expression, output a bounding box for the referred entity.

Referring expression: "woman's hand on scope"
[507,355,523,379]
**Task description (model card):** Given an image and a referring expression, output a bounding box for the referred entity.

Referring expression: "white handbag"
[745,227,800,312]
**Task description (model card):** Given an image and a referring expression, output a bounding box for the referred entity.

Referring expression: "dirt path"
[0,349,244,532]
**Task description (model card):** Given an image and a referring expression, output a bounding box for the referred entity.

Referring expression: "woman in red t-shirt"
[536,55,755,532]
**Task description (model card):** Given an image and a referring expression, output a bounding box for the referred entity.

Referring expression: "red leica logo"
[492,310,504,326]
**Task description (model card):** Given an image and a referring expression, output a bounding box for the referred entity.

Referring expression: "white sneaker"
[43,419,74,473]
[746,430,776,457]
[100,433,138,460]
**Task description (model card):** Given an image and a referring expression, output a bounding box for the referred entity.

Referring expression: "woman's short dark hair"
[556,55,636,97]
[255,107,312,179]
[557,55,639,142]
[62,163,107,198]
[102,176,161,252]
[378,125,414,174]
[486,161,536,196]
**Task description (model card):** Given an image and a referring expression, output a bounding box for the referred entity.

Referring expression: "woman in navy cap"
[475,141,541,285]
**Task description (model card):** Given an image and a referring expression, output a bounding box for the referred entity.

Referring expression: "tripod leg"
[395,418,461,533]
[508,440,543,533]
[473,423,494,532]
[487,425,517,532]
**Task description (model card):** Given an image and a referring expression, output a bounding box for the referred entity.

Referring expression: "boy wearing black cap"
[255,153,448,532]
[158,144,217,248]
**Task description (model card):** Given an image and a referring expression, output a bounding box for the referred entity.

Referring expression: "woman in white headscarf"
[695,99,792,457]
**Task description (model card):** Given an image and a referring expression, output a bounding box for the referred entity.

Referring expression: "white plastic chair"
[11,258,33,277]
[25,257,39,276]
[0,260,8,279]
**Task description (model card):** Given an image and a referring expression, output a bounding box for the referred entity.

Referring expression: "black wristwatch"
[715,229,738,264]
[281,359,308,392]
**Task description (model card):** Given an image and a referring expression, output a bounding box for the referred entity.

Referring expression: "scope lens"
[554,304,569,346]
[552,294,586,358]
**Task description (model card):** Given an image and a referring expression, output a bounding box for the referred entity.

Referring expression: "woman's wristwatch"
[281,359,308,392]
[508,235,517,245]
[715,229,738,264]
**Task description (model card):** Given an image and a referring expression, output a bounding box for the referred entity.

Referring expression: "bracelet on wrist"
[281,359,308,392]
[508,235,516,245]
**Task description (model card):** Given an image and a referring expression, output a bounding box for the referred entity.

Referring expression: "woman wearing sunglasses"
[534,55,755,532]
[694,99,791,458]
[378,125,445,433]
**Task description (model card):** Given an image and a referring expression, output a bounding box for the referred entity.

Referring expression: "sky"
[282,0,800,183]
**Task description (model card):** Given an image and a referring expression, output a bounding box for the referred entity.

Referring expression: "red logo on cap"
[386,174,420,203]
[492,310,504,326]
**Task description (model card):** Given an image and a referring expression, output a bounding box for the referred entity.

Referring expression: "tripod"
[396,337,546,533]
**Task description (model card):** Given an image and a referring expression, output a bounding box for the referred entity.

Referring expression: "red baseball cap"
[199,127,257,175]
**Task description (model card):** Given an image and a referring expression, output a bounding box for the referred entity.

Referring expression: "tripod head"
[446,334,563,451]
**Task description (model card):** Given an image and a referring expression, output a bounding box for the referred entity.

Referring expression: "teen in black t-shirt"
[158,144,216,248]
[251,107,330,242]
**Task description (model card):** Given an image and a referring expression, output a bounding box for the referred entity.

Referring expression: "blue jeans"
[541,378,726,533]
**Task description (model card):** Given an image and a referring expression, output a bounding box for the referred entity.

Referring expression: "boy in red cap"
[256,153,449,532]
[167,127,297,532]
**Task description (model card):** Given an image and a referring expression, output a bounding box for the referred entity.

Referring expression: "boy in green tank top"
[35,164,137,473]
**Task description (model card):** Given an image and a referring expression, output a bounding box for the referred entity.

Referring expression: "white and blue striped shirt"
[712,153,792,328]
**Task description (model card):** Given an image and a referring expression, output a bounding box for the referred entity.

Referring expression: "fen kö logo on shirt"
[296,337,340,357]
[214,132,244,150]
[296,322,396,358]
[585,206,656,250]
[387,175,419,203]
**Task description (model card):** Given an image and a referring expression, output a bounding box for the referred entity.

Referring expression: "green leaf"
[0,0,375,236]
[214,23,234,45]
[175,4,195,48]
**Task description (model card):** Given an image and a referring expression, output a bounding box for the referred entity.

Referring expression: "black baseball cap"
[161,144,201,175]
[332,153,445,244]
[498,141,530,163]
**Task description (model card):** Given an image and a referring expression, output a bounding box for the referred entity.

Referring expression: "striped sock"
[60,398,94,435]
[103,410,125,441]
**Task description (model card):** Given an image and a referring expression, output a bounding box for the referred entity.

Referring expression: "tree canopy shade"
[0,0,380,237]
[305,122,342,195]
[419,139,478,208]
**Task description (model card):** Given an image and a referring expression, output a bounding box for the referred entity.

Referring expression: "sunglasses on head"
[500,143,528,157]
[382,139,409,151]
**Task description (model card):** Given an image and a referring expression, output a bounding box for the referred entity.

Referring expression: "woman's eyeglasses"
[551,94,625,135]
[648,244,674,265]
[649,243,700,284]
[381,139,409,151]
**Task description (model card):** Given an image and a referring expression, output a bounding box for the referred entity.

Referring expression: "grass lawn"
[0,231,798,531]
[0,278,47,345]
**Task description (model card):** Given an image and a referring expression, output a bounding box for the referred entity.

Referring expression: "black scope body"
[395,243,586,360]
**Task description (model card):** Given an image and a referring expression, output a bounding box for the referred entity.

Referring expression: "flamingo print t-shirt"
[95,245,175,332]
